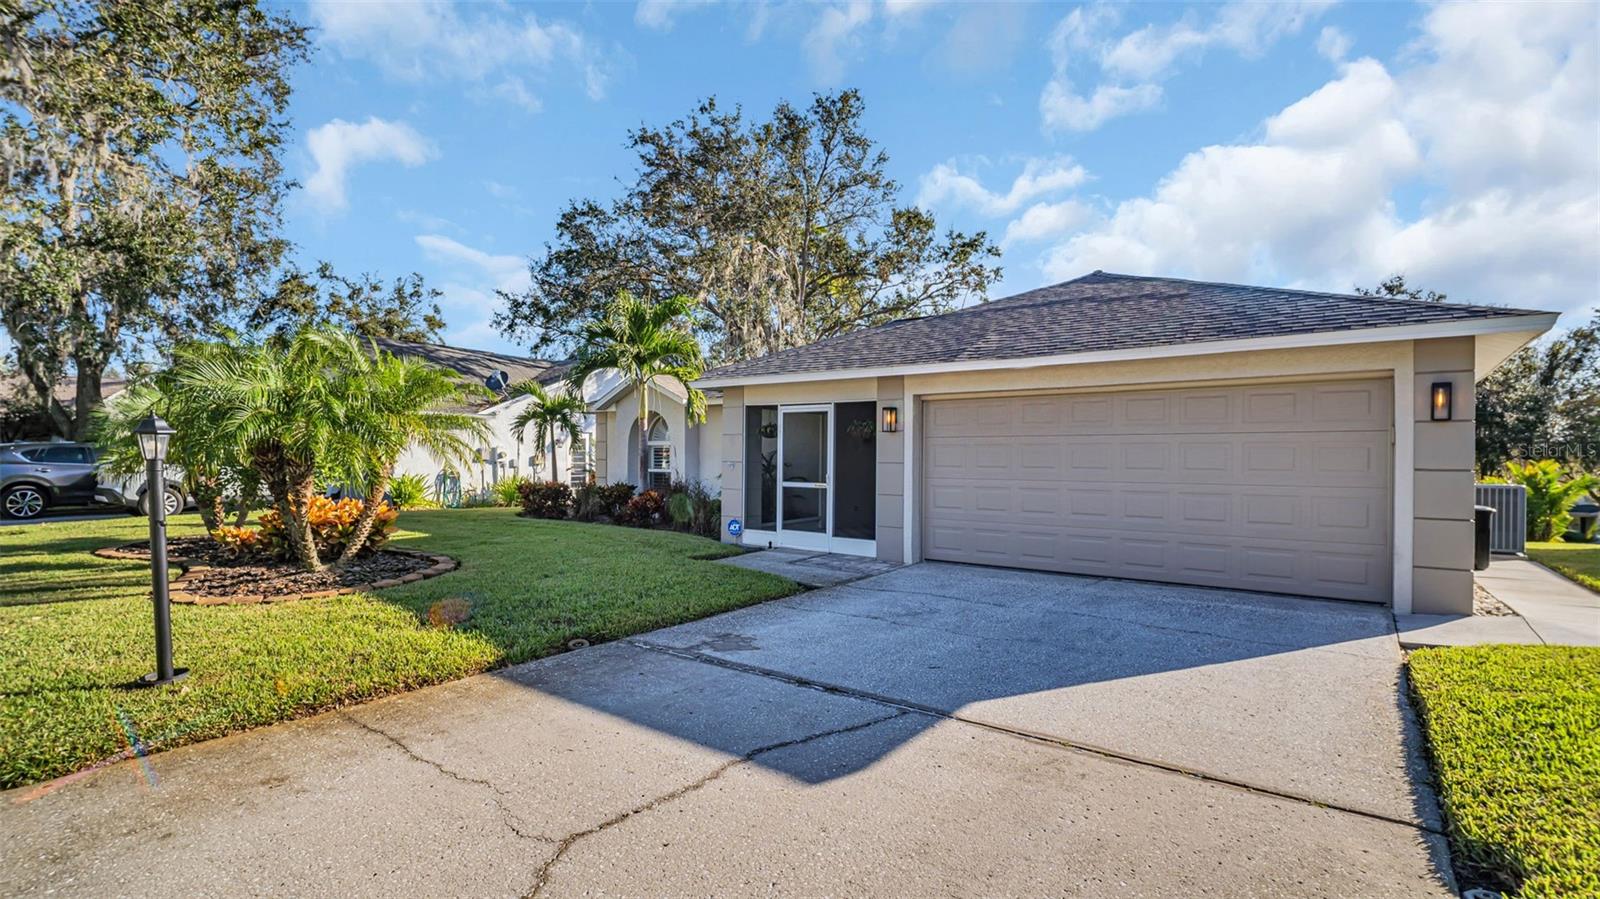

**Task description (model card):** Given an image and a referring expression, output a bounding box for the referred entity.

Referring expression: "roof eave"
[693,313,1561,389]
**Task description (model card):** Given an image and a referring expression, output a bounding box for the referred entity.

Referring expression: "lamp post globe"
[131,413,187,688]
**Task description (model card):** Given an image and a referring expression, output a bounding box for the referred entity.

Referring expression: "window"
[646,418,672,491]
[568,434,593,487]
[39,446,91,464]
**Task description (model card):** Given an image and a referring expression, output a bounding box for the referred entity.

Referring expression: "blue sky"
[278,0,1600,356]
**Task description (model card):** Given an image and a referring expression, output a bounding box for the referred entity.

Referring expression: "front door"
[741,402,878,557]
[776,406,830,550]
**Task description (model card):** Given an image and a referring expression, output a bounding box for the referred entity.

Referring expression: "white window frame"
[646,418,672,491]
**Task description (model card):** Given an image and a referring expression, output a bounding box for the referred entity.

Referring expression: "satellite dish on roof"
[485,370,510,392]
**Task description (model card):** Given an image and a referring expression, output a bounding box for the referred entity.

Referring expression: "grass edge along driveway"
[1408,645,1600,899]
[1524,540,1600,594]
[0,508,797,790]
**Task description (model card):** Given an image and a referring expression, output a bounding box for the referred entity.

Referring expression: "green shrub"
[596,483,636,519]
[388,473,433,509]
[493,476,532,508]
[517,480,572,519]
[665,479,720,538]
[1502,460,1598,541]
[615,489,666,527]
[571,483,605,521]
[666,491,693,527]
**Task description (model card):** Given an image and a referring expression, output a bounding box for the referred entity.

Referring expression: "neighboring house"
[0,374,128,441]
[586,374,723,492]
[680,271,1558,617]
[373,339,592,496]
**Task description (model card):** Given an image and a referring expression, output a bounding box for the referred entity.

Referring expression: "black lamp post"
[132,414,188,688]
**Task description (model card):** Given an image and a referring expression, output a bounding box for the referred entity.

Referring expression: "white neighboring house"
[374,339,598,498]
[586,375,722,494]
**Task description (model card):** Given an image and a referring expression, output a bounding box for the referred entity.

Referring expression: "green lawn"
[0,508,796,790]
[1409,646,1600,898]
[1526,540,1600,594]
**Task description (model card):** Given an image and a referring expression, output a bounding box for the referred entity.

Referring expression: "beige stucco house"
[678,272,1556,616]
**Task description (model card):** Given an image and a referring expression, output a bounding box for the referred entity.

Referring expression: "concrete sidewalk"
[1478,557,1600,646]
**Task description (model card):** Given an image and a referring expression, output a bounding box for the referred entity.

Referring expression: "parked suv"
[0,442,186,520]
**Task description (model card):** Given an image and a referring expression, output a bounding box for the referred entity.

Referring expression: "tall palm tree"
[565,292,706,488]
[510,380,587,483]
[336,348,489,564]
[173,327,375,571]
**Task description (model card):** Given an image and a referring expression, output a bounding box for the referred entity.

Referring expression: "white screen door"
[777,406,831,550]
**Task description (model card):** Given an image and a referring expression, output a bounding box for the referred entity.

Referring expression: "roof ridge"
[1087,271,1536,316]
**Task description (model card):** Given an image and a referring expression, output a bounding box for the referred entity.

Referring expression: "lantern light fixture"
[881,406,899,433]
[133,414,175,463]
[1430,382,1453,422]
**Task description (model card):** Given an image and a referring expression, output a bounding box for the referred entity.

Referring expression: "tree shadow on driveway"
[493,562,1443,834]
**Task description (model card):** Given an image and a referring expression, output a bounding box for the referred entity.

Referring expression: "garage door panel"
[921,379,1393,604]
[924,381,1392,439]
[925,481,1388,547]
[930,432,1387,488]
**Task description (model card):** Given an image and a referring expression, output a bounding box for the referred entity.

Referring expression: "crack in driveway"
[523,710,908,898]
[625,639,1443,838]
[342,712,553,845]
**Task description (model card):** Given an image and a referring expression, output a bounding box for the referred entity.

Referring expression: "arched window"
[646,414,671,490]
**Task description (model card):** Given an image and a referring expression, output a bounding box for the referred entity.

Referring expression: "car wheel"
[2,486,48,520]
[138,487,184,517]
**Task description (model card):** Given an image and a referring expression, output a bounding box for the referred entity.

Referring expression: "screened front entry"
[744,402,877,555]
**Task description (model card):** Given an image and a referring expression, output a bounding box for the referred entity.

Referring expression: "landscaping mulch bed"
[95,537,457,605]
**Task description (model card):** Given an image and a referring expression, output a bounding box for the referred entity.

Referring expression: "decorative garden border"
[91,546,459,606]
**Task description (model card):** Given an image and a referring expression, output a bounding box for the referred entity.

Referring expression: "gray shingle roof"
[701,271,1553,382]
[370,338,570,409]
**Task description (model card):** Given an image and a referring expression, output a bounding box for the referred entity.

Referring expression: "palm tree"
[173,327,375,571]
[565,292,706,488]
[510,380,587,483]
[95,342,271,531]
[335,348,489,564]
[1502,459,1600,542]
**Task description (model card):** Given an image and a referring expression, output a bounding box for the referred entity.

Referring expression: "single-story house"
[668,271,1556,616]
[373,339,594,496]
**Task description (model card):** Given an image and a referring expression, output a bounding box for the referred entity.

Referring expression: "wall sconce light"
[881,406,899,433]
[1430,382,1453,421]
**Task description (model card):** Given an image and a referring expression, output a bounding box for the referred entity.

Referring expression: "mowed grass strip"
[0,508,796,789]
[1525,540,1600,594]
[1408,645,1600,898]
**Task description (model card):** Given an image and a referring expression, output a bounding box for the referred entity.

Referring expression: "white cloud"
[884,0,933,18]
[489,77,542,113]
[415,234,530,293]
[1316,26,1351,62]
[1040,79,1162,132]
[635,0,718,31]
[1041,0,1332,133]
[1003,200,1094,246]
[804,0,874,84]
[1039,2,1600,317]
[918,156,1089,216]
[304,117,435,213]
[308,0,611,101]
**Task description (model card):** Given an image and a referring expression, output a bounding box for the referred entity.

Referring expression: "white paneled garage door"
[920,379,1394,603]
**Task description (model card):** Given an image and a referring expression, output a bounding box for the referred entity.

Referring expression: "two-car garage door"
[920,379,1393,603]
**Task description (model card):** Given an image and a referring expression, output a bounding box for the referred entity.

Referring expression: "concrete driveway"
[1,563,1453,897]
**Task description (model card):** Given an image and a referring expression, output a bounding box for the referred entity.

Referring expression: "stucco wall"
[719,387,745,544]
[1411,337,1477,615]
[392,396,584,498]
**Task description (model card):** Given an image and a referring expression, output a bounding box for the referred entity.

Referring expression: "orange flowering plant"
[218,496,399,561]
